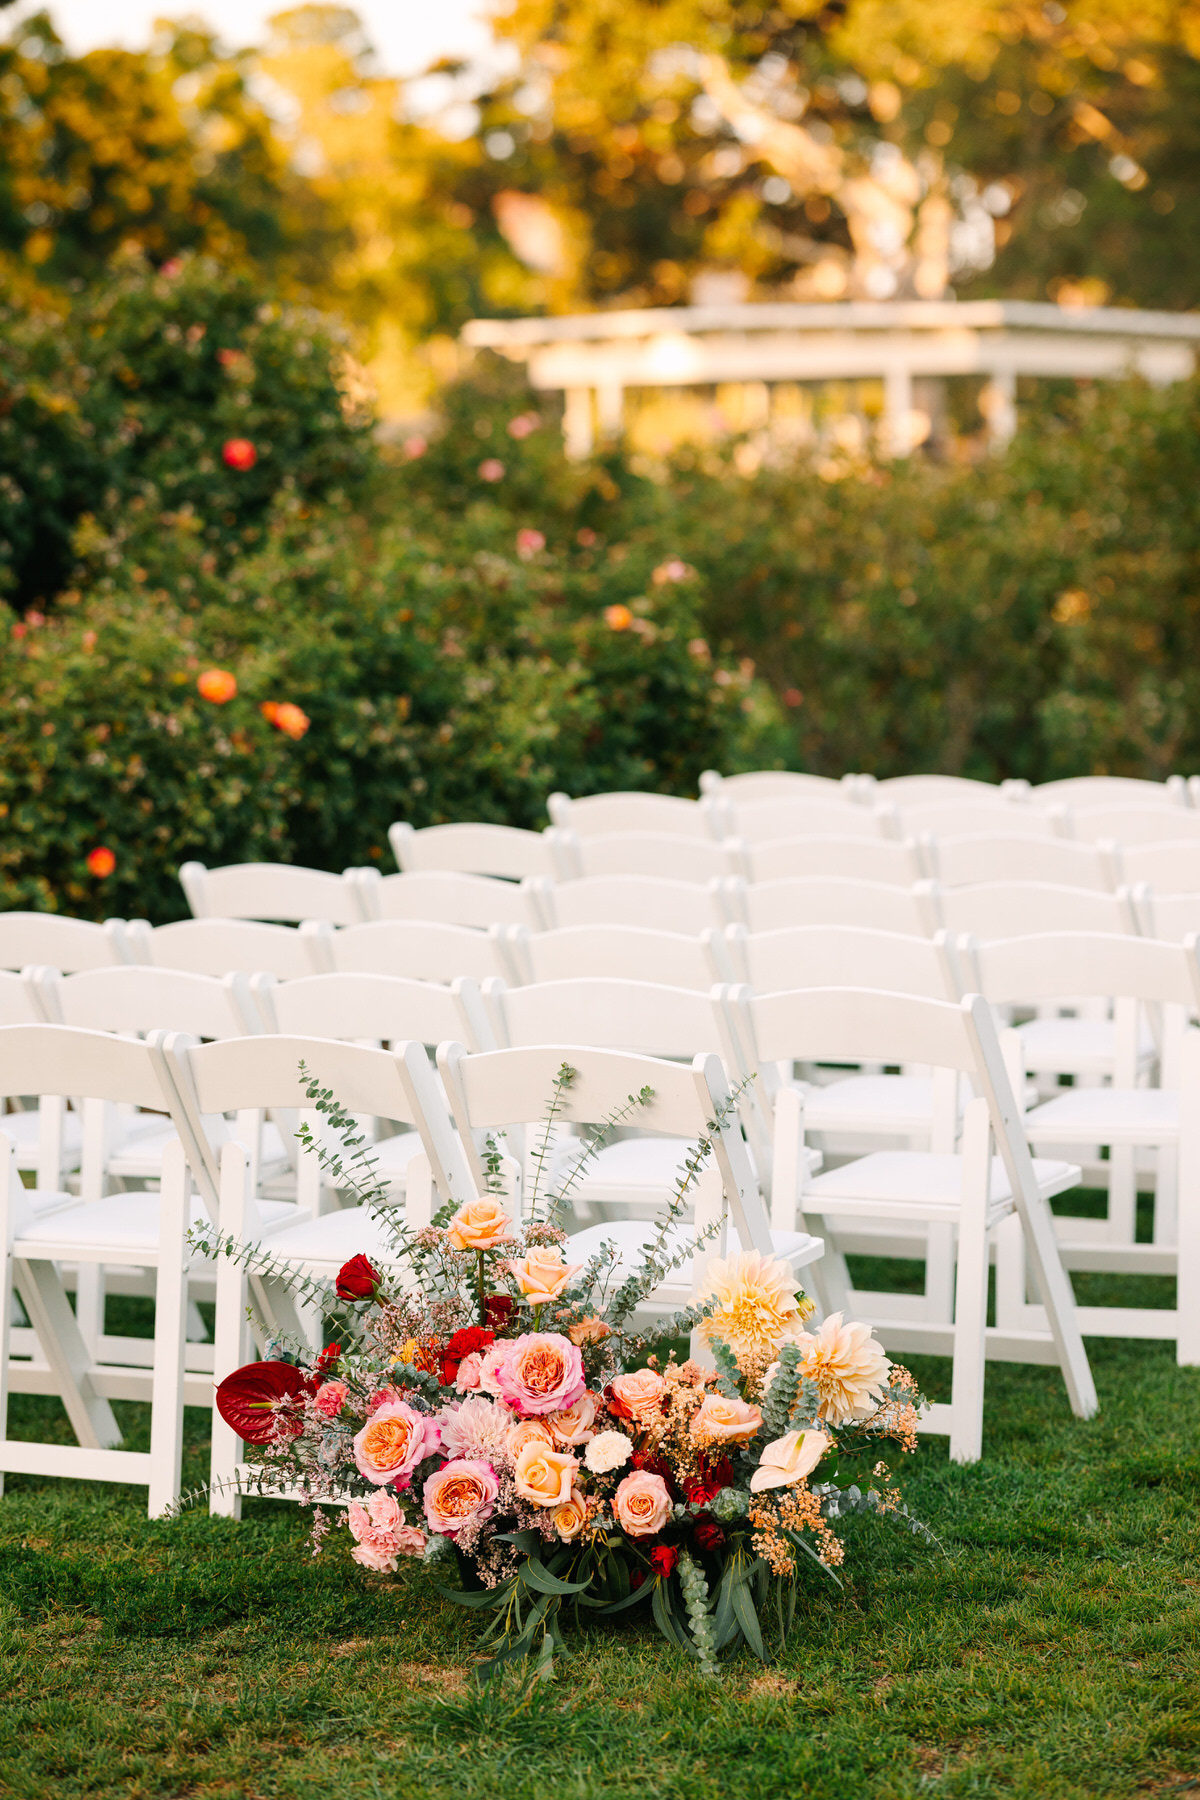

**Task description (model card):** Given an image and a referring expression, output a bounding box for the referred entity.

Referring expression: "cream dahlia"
[796,1312,890,1424]
[697,1250,811,1365]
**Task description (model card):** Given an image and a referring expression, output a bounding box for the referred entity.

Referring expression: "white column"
[596,383,624,440]
[980,369,1017,449]
[883,362,914,457]
[562,387,594,460]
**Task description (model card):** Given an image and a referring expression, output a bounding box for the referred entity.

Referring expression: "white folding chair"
[0,970,80,1179]
[548,791,726,839]
[564,831,732,883]
[935,880,1140,940]
[510,922,734,989]
[735,835,924,886]
[527,874,730,935]
[726,875,940,937]
[315,918,522,984]
[899,801,1068,841]
[962,933,1200,1361]
[700,769,854,802]
[1033,775,1188,809]
[126,916,326,979]
[0,1024,196,1515]
[870,774,1013,806]
[436,1039,823,1331]
[160,1030,474,1514]
[1122,842,1200,893]
[924,834,1119,891]
[253,969,494,1195]
[1135,890,1200,941]
[728,796,899,842]
[357,867,530,928]
[720,986,1095,1461]
[1070,806,1200,846]
[0,913,132,971]
[388,819,566,879]
[180,861,369,924]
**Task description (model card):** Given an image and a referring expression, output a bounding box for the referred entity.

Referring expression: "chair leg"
[949,1100,991,1464]
[925,1221,955,1322]
[1107,1144,1137,1245]
[15,1258,122,1449]
[210,1143,250,1517]
[148,1141,188,1518]
[1177,1034,1200,1367]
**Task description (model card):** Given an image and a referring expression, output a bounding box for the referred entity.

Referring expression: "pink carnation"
[313,1379,349,1418]
[492,1332,587,1417]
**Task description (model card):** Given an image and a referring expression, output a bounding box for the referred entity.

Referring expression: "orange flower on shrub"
[87,846,116,878]
[263,701,310,740]
[197,668,237,704]
[604,604,633,631]
[222,438,257,470]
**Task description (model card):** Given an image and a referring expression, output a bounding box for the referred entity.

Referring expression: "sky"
[4,0,493,76]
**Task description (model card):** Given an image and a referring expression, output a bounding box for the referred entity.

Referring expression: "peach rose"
[568,1316,612,1347]
[749,1429,830,1493]
[446,1195,514,1251]
[507,1243,583,1305]
[353,1400,441,1484]
[553,1486,588,1542]
[505,1417,555,1460]
[546,1392,598,1448]
[423,1458,499,1537]
[513,1440,578,1508]
[493,1332,586,1416]
[613,1469,672,1537]
[690,1393,762,1445]
[313,1379,349,1418]
[608,1367,666,1425]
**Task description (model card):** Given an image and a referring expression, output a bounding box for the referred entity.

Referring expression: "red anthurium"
[215,1360,305,1443]
[335,1254,381,1300]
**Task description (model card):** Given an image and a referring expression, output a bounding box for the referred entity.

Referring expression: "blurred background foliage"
[2,1,1200,912]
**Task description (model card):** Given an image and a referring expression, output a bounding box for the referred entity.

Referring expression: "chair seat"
[560,1135,819,1206]
[1025,1087,1178,1145]
[802,1151,1079,1222]
[1018,1016,1155,1077]
[255,1204,404,1270]
[801,1075,938,1133]
[565,1218,824,1281]
[370,1130,422,1182]
[109,1121,290,1180]
[16,1194,299,1259]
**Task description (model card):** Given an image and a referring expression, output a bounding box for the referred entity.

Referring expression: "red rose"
[631,1450,678,1496]
[335,1254,381,1300]
[685,1453,734,1505]
[484,1294,514,1329]
[440,1325,495,1387]
[215,1360,305,1443]
[693,1516,726,1553]
[649,1545,679,1578]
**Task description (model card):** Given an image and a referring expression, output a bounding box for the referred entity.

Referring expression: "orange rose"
[505,1418,554,1461]
[446,1195,513,1251]
[568,1316,612,1347]
[608,1367,666,1425]
[690,1393,762,1445]
[553,1486,588,1542]
[513,1440,578,1507]
[507,1244,583,1304]
[546,1392,598,1448]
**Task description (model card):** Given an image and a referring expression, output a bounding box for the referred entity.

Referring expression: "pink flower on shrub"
[403,435,427,460]
[652,557,689,586]
[516,527,545,559]
[492,1333,586,1417]
[507,413,540,439]
[478,458,505,482]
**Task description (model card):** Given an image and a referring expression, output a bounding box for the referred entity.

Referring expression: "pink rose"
[394,1524,428,1557]
[346,1488,409,1573]
[455,1352,484,1392]
[608,1368,666,1425]
[614,1469,673,1537]
[423,1459,500,1537]
[313,1379,349,1418]
[353,1401,441,1485]
[547,1392,598,1447]
[690,1394,762,1445]
[493,1333,586,1417]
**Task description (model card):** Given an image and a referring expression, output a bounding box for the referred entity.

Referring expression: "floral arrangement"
[201,1066,931,1675]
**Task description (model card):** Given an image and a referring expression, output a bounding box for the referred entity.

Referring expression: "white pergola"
[461,298,1200,457]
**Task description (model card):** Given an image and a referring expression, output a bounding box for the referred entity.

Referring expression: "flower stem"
[477,1250,486,1326]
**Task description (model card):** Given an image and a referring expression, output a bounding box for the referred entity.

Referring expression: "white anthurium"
[748,1428,830,1493]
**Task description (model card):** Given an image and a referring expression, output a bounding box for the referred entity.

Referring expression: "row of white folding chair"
[0,914,132,973]
[180,860,370,925]
[1134,888,1200,942]
[703,769,1189,809]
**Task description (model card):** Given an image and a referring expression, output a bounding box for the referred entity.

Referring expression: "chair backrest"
[483,975,724,1061]
[35,964,258,1038]
[731,875,940,937]
[1121,841,1200,892]
[0,969,51,1025]
[160,1030,476,1216]
[531,874,728,935]
[360,868,530,928]
[1032,775,1188,808]
[513,922,733,989]
[253,970,494,1052]
[569,831,732,883]
[0,1023,171,1109]
[728,796,897,842]
[547,791,725,840]
[699,769,852,801]
[958,930,1197,1011]
[125,916,324,979]
[388,820,562,879]
[725,923,961,998]
[0,913,130,972]
[935,880,1138,939]
[319,919,519,984]
[738,834,923,886]
[436,1040,773,1253]
[1134,889,1200,943]
[179,860,367,925]
[925,834,1118,891]
[1070,805,1200,846]
[870,774,1009,804]
[899,801,1066,840]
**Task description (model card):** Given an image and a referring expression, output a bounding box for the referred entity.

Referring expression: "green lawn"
[2,1264,1198,1800]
